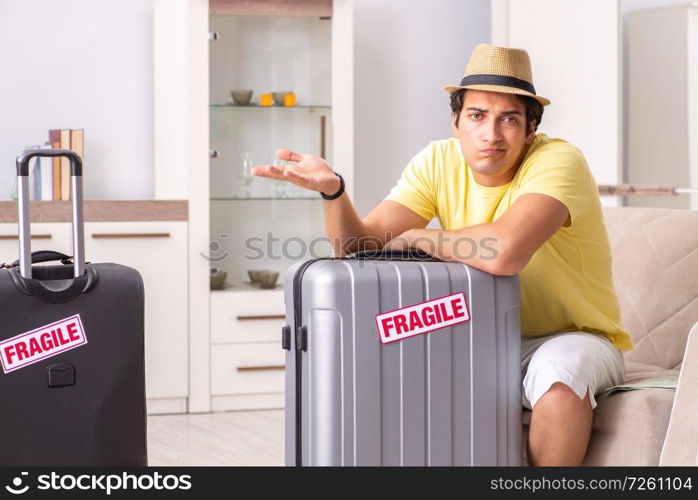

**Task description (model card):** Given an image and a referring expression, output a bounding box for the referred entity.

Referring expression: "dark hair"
[449,88,544,134]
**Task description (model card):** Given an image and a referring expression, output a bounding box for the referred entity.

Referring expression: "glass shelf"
[209,14,331,284]
[211,104,331,110]
[211,196,321,201]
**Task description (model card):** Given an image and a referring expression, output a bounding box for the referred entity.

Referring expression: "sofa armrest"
[659,322,698,465]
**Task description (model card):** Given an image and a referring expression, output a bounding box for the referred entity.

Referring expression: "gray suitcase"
[0,149,146,465]
[283,250,522,466]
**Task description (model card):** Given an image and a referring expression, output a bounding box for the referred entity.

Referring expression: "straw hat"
[444,43,550,107]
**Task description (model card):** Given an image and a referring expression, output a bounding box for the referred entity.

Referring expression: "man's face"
[452,90,536,186]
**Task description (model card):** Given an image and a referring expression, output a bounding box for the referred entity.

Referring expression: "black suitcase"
[0,150,147,466]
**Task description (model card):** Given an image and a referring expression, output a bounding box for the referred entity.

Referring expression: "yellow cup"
[283,92,296,107]
[260,93,273,106]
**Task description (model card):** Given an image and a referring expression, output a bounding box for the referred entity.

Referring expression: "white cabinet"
[83,221,189,414]
[206,10,330,412]
[0,222,72,264]
[0,219,190,414]
[211,344,285,396]
[154,0,352,413]
[209,287,285,411]
[210,287,284,344]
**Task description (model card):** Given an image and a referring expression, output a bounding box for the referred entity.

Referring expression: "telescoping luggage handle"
[15,149,85,279]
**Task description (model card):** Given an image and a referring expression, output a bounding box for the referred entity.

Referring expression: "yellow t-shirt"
[385,133,633,351]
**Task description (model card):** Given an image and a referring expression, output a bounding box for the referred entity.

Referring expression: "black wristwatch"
[320,172,345,200]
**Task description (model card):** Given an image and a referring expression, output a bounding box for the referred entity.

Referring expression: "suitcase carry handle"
[345,247,442,262]
[2,249,97,303]
[6,250,73,268]
[8,266,97,304]
[15,149,85,279]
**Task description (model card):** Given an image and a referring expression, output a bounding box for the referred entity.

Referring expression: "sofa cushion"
[522,388,675,466]
[623,360,680,384]
[602,207,698,370]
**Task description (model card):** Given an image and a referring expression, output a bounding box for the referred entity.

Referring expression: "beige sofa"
[522,206,698,466]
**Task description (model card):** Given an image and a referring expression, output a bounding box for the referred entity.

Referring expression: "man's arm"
[384,193,569,276]
[324,196,429,256]
[252,149,429,256]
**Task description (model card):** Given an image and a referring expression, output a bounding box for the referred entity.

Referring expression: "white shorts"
[521,331,625,410]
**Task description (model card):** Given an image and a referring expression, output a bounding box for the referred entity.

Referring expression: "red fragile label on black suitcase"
[0,314,88,374]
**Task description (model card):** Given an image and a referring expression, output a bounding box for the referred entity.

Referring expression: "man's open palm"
[251,149,339,194]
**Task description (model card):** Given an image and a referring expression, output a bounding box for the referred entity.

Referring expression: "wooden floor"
[147,409,285,466]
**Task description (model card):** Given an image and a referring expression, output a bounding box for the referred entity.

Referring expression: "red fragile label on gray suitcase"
[0,314,88,374]
[375,292,470,344]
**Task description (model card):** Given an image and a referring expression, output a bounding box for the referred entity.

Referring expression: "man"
[252,43,633,466]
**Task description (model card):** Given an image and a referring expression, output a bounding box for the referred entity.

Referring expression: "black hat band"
[459,74,536,95]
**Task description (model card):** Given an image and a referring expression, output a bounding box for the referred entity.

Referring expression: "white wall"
[0,0,154,200]
[492,0,622,207]
[351,0,491,215]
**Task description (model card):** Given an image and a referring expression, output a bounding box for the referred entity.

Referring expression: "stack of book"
[22,129,84,201]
